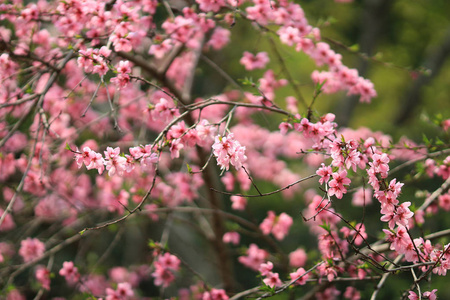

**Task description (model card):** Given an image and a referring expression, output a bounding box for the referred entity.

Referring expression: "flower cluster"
[151,253,180,288]
[259,261,282,288]
[259,211,293,241]
[74,145,158,176]
[59,261,80,285]
[19,238,45,262]
[212,133,247,170]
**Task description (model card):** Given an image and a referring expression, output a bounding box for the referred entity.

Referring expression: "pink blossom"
[59,261,80,284]
[0,208,15,231]
[106,282,134,300]
[212,133,247,170]
[438,193,450,211]
[86,150,105,174]
[278,26,302,46]
[317,262,339,282]
[348,77,377,103]
[151,264,175,288]
[238,244,268,271]
[423,289,438,300]
[258,261,274,276]
[240,51,270,70]
[263,272,282,288]
[223,232,240,245]
[279,122,293,135]
[289,248,307,267]
[111,73,130,89]
[104,147,127,176]
[202,288,229,300]
[35,266,51,290]
[156,253,180,271]
[259,211,276,235]
[149,39,174,59]
[272,213,293,240]
[391,202,414,228]
[19,238,45,262]
[343,286,360,300]
[290,267,309,285]
[260,211,293,240]
[151,253,180,288]
[230,195,247,210]
[442,119,450,131]
[408,291,419,300]
[328,170,351,199]
[221,172,235,191]
[207,27,230,50]
[316,163,333,185]
[196,0,226,12]
[352,187,373,206]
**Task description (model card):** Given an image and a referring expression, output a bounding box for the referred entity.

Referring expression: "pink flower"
[328,170,351,199]
[149,39,174,59]
[348,77,377,103]
[240,51,270,70]
[196,0,226,12]
[151,253,180,288]
[106,282,134,300]
[59,261,80,284]
[35,266,51,290]
[316,163,333,185]
[223,232,240,245]
[207,27,230,50]
[230,195,247,210]
[111,73,130,89]
[86,150,105,174]
[442,119,450,131]
[423,289,438,300]
[0,208,15,231]
[238,244,268,271]
[388,202,414,228]
[19,238,45,262]
[352,187,373,206]
[272,213,293,240]
[290,267,309,285]
[438,193,450,211]
[263,272,282,288]
[289,248,307,268]
[408,291,419,300]
[259,261,274,276]
[156,253,180,271]
[279,122,293,135]
[151,264,175,288]
[343,286,361,300]
[212,133,247,170]
[104,147,127,176]
[370,153,390,179]
[277,26,302,46]
[202,288,229,300]
[259,211,293,240]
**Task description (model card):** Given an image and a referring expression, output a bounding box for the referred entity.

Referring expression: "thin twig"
[212,174,318,198]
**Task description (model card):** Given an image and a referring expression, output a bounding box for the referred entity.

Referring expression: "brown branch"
[212,174,318,198]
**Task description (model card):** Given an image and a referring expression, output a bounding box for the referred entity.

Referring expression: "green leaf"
[238,77,254,86]
[186,163,192,174]
[315,79,327,94]
[422,134,432,146]
[319,222,331,232]
[65,142,71,151]
[349,44,360,52]
[259,284,275,293]
[79,229,86,235]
